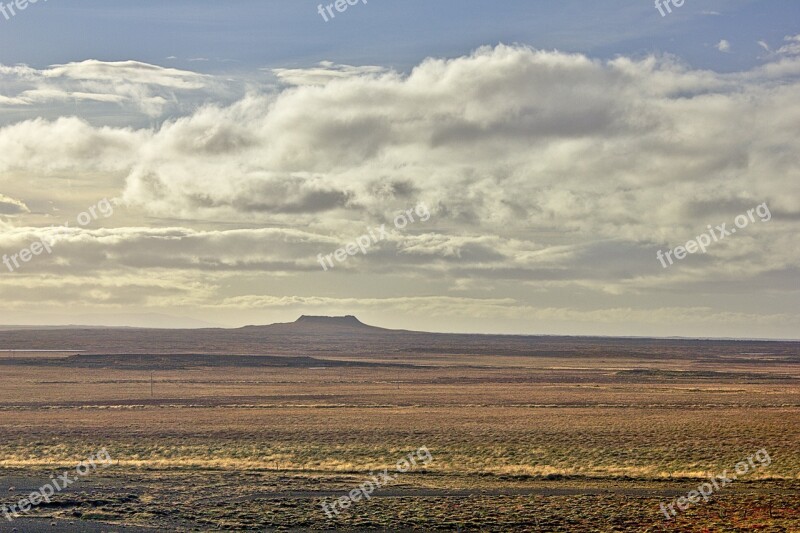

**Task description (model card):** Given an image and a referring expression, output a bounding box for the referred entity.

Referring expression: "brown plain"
[0,318,797,531]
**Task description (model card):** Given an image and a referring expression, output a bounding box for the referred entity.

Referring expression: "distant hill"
[240,315,391,334]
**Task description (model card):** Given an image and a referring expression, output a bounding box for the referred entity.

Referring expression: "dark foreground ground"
[1,470,799,532]
[0,324,797,531]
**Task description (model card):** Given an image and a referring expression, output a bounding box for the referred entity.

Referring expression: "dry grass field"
[0,322,798,531]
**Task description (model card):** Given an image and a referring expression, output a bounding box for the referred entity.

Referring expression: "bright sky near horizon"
[0,1,798,337]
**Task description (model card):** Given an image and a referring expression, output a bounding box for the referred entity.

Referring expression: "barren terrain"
[0,318,797,531]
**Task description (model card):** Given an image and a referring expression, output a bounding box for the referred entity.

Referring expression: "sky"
[0,1,798,338]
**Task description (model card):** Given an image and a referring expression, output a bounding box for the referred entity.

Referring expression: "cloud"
[754,35,800,60]
[716,39,731,53]
[0,116,147,176]
[0,194,29,215]
[0,59,236,119]
[0,46,798,335]
[271,61,388,86]
[776,34,800,57]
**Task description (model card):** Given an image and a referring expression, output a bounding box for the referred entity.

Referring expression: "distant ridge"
[0,315,795,358]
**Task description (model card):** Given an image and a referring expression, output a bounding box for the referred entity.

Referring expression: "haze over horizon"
[0,1,798,339]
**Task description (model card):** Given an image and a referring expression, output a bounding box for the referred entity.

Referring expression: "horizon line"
[0,317,797,343]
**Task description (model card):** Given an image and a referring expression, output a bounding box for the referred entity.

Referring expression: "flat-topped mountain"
[240,315,390,334]
[295,315,367,327]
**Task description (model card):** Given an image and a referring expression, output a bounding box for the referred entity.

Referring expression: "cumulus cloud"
[0,47,798,335]
[0,116,147,176]
[716,39,731,52]
[82,47,800,251]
